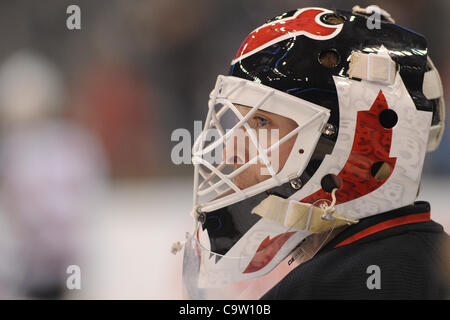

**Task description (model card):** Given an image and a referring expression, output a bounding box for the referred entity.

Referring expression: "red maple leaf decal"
[301,90,397,205]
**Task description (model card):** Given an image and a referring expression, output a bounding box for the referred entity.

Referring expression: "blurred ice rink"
[1,175,440,300]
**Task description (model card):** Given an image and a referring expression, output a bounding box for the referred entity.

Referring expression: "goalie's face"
[224,105,298,189]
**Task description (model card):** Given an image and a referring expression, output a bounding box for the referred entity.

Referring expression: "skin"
[223,105,298,189]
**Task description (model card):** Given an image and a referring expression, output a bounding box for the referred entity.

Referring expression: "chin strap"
[171,205,201,255]
[252,189,358,233]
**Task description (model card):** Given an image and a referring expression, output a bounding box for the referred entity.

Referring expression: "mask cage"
[192,75,330,213]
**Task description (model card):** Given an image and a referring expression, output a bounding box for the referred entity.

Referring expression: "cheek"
[233,163,269,189]
[246,162,265,177]
[278,133,298,168]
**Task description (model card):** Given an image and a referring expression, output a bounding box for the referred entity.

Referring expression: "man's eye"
[255,116,269,127]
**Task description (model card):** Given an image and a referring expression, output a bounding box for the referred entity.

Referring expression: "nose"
[223,129,248,165]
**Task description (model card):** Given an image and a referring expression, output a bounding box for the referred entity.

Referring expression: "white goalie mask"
[175,6,445,299]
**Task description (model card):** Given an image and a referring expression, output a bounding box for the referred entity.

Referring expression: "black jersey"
[262,201,450,300]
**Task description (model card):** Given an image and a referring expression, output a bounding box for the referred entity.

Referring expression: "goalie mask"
[177,6,445,299]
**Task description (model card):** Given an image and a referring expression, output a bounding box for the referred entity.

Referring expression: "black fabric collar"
[320,201,440,253]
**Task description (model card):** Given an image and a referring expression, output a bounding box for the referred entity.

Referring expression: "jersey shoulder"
[262,221,449,300]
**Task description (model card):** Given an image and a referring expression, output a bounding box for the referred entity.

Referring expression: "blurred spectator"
[0,51,108,299]
[70,60,161,178]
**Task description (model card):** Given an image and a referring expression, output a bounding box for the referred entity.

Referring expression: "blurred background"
[0,0,447,299]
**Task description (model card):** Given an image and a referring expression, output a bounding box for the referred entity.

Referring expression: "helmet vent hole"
[318,50,340,68]
[370,161,391,180]
[321,174,342,193]
[379,109,398,128]
[321,13,346,25]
